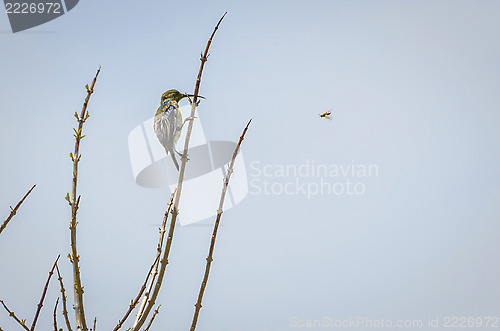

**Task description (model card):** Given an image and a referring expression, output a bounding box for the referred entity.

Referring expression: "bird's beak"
[184,93,205,99]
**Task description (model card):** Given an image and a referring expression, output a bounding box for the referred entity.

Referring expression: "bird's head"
[161,89,205,104]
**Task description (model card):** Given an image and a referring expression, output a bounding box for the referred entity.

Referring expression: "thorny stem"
[190,120,251,331]
[143,305,160,331]
[130,13,226,331]
[53,298,59,331]
[0,299,30,331]
[0,184,36,237]
[120,191,174,331]
[55,264,72,331]
[31,255,60,331]
[69,66,101,331]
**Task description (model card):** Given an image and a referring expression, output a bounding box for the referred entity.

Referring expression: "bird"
[153,89,202,170]
[319,110,332,119]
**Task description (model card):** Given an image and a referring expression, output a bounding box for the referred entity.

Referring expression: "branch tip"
[0,184,36,237]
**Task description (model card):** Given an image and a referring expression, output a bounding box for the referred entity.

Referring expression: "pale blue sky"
[1,1,500,330]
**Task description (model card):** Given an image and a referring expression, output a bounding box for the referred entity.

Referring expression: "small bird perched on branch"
[154,89,203,170]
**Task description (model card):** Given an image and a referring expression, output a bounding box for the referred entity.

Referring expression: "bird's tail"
[169,149,180,171]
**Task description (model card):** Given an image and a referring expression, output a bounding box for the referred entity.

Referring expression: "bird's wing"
[154,101,179,153]
[166,105,178,142]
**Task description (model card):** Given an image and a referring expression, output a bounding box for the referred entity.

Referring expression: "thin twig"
[92,318,96,331]
[0,299,30,331]
[143,305,160,331]
[31,255,60,331]
[53,298,59,331]
[55,264,72,331]
[111,258,157,331]
[192,12,227,105]
[128,191,175,330]
[190,119,251,331]
[0,184,36,237]
[68,66,100,331]
[131,13,226,331]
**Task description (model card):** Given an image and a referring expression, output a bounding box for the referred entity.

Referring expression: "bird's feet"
[183,116,197,124]
[176,150,190,162]
[178,116,197,131]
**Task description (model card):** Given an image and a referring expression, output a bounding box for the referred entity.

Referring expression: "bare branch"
[131,13,226,331]
[130,191,175,329]
[0,299,30,331]
[113,241,162,330]
[192,12,226,104]
[53,298,59,331]
[31,255,60,331]
[55,264,72,331]
[69,66,101,331]
[143,305,160,331]
[190,120,251,331]
[0,184,36,237]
